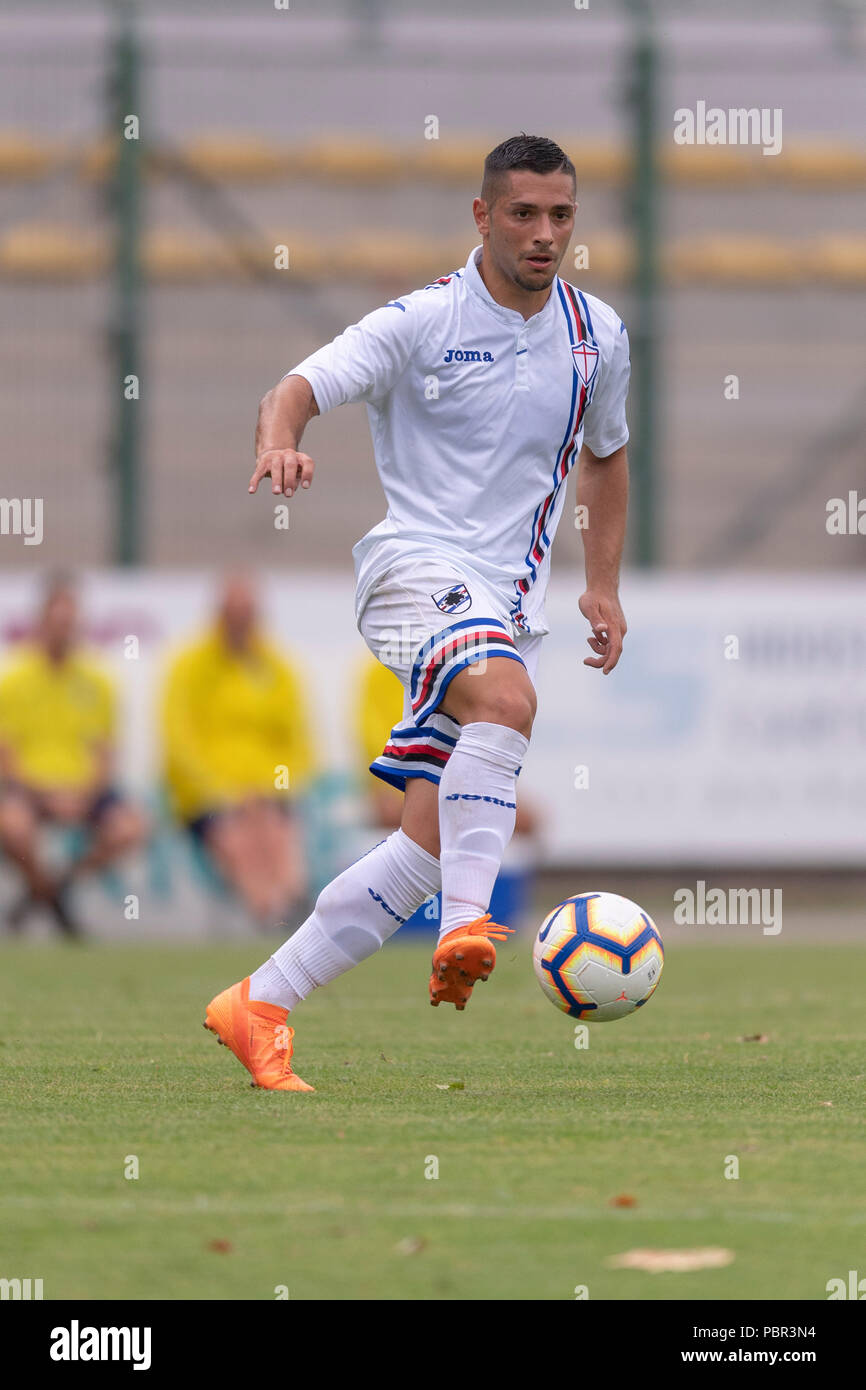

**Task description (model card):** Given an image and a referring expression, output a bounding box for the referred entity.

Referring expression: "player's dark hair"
[481,134,576,206]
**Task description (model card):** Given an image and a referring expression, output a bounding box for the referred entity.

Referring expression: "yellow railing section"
[0,132,864,187]
[2,132,863,284]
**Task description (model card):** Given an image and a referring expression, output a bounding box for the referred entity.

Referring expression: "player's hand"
[579,589,626,674]
[248,448,315,497]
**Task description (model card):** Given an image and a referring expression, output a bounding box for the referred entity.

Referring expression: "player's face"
[480,170,576,293]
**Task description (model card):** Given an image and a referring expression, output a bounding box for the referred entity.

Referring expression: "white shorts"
[357,554,543,790]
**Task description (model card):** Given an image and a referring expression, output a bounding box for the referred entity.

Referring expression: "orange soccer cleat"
[429,913,514,1011]
[203,977,314,1092]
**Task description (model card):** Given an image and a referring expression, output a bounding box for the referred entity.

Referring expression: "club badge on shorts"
[572,342,600,390]
[432,582,472,615]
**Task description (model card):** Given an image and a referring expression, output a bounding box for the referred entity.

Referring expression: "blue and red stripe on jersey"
[510,282,598,631]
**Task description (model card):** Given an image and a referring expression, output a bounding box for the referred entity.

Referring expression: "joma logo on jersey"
[442,348,494,363]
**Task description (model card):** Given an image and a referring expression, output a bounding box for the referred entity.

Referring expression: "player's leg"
[204,780,442,1091]
[358,557,538,1009]
[399,773,440,857]
[248,789,440,1007]
[203,561,452,1089]
[428,655,536,1008]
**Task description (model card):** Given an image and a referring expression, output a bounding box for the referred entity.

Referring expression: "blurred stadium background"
[1,0,864,940]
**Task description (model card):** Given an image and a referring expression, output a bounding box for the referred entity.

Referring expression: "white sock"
[437,720,530,940]
[248,828,441,1010]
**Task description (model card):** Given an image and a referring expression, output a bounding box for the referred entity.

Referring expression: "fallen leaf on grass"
[207,1239,233,1254]
[394,1236,426,1256]
[609,1194,638,1208]
[739,1034,769,1043]
[606,1247,734,1273]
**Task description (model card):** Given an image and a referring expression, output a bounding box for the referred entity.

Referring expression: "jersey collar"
[463,244,559,330]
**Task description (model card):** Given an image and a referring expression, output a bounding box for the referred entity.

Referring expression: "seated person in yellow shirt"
[162,574,315,927]
[0,576,146,937]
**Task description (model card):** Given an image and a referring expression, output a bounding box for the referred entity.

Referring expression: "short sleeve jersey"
[288,245,630,636]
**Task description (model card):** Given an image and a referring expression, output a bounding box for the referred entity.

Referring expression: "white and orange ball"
[532,892,664,1022]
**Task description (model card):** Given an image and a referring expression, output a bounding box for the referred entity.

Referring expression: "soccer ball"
[532,891,664,1022]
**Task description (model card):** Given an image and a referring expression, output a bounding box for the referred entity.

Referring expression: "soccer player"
[205,134,630,1091]
[0,576,146,937]
[161,573,315,927]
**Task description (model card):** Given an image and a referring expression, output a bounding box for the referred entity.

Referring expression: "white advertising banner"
[1,569,863,867]
[531,573,866,866]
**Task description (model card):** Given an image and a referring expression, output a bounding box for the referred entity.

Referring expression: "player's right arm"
[250,296,421,498]
[249,374,320,498]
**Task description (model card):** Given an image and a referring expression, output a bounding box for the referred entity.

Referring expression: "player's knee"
[524,682,538,726]
[314,876,343,918]
[468,683,536,736]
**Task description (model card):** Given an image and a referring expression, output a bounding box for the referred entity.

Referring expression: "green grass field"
[1,936,864,1301]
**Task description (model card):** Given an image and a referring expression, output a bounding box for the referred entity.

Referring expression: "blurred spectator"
[161,574,315,928]
[0,576,146,937]
[355,654,541,924]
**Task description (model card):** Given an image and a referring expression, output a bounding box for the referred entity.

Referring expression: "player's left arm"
[576,442,628,674]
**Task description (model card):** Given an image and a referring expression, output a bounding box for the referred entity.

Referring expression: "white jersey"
[287,244,630,636]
